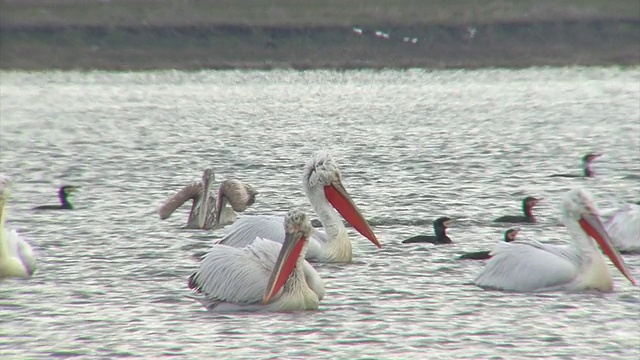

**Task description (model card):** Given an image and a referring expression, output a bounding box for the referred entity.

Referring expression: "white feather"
[475,240,579,292]
[605,203,640,253]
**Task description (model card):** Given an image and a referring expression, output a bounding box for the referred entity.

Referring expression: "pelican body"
[159,169,257,230]
[214,151,380,263]
[0,176,37,279]
[605,203,640,254]
[475,188,636,293]
[188,209,324,312]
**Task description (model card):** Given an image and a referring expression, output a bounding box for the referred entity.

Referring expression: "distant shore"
[1,0,638,71]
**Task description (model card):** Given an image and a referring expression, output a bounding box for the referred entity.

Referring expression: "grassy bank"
[1,0,639,70]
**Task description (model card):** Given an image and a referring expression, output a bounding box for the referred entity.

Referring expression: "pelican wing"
[216,215,286,247]
[474,240,579,292]
[216,215,329,260]
[158,182,201,220]
[189,238,284,304]
[606,204,640,253]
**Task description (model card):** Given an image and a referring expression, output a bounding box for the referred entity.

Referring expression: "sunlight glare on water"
[0,68,639,359]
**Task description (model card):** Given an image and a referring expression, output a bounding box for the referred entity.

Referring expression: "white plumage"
[605,203,640,253]
[188,209,324,312]
[215,151,379,263]
[475,188,636,293]
[0,175,37,279]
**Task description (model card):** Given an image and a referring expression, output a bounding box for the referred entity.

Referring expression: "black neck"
[583,164,593,177]
[434,226,450,242]
[59,194,73,209]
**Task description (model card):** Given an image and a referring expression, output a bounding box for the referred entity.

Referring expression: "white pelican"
[605,203,640,254]
[214,151,380,263]
[474,188,636,292]
[159,169,257,230]
[0,176,37,279]
[188,209,324,312]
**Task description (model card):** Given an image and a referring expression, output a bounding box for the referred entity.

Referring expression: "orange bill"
[324,181,381,248]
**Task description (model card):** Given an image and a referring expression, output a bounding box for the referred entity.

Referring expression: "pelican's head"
[212,179,258,227]
[504,227,520,242]
[218,180,258,212]
[263,209,312,304]
[0,175,11,212]
[562,188,636,286]
[0,175,12,198]
[301,150,380,248]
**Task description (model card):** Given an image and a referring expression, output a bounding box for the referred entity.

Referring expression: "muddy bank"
[1,19,638,70]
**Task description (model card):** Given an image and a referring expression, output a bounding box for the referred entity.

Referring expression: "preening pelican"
[159,169,257,230]
[188,209,324,312]
[0,176,37,279]
[215,151,380,263]
[605,203,640,254]
[32,185,79,210]
[474,188,636,292]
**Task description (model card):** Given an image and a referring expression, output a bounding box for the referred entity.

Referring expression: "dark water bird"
[402,217,454,244]
[457,228,520,260]
[493,196,541,223]
[32,185,79,210]
[550,153,601,178]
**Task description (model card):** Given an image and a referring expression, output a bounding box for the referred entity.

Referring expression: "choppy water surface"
[1,68,639,359]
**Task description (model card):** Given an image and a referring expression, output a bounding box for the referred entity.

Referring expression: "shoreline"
[1,19,639,71]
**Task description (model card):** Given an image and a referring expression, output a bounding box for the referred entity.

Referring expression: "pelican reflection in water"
[159,169,258,230]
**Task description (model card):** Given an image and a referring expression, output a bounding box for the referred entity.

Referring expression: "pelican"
[474,188,636,293]
[159,169,257,230]
[188,209,324,312]
[605,203,640,254]
[214,151,380,263]
[0,176,37,279]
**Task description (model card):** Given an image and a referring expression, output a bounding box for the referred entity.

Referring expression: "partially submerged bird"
[214,151,380,263]
[493,196,542,223]
[475,188,636,293]
[550,153,601,178]
[604,203,640,254]
[0,176,37,279]
[159,169,257,230]
[402,217,454,244]
[188,209,325,312]
[32,185,79,210]
[457,228,520,260]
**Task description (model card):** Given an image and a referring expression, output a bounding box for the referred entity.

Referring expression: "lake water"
[0,68,639,359]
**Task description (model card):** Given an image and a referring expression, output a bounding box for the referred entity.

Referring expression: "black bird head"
[504,228,520,242]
